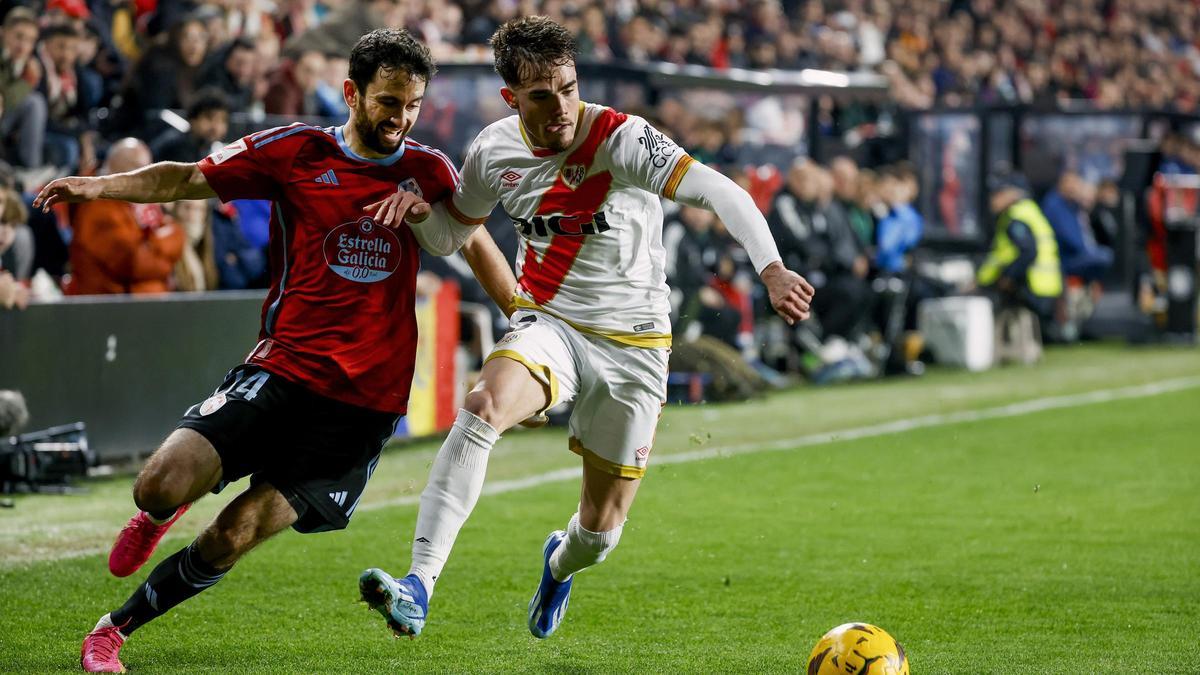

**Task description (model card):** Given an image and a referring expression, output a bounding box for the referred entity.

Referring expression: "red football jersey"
[198,123,459,414]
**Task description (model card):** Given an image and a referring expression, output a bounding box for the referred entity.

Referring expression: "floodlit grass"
[1,343,1198,672]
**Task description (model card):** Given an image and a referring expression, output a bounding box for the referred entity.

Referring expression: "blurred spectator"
[110,14,209,136]
[830,155,874,251]
[314,53,350,117]
[0,189,29,309]
[664,205,745,347]
[704,220,757,351]
[170,199,218,291]
[264,49,325,116]
[196,38,258,112]
[1090,179,1121,252]
[978,172,1063,330]
[283,0,405,58]
[211,203,267,289]
[149,88,230,163]
[0,184,32,279]
[1041,171,1113,284]
[768,159,872,340]
[37,23,102,172]
[873,164,923,275]
[65,138,184,294]
[0,7,46,168]
[273,0,323,44]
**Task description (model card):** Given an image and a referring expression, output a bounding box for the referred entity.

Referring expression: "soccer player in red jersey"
[34,29,511,673]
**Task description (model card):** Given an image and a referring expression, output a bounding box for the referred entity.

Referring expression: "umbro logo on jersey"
[329,490,348,506]
[500,170,523,189]
[314,169,340,185]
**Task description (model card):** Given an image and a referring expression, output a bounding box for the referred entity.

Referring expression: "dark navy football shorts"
[178,364,398,533]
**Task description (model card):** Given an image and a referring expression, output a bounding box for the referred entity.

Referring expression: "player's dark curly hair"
[349,29,436,93]
[491,16,578,87]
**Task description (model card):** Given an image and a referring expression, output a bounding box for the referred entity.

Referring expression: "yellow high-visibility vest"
[978,199,1062,297]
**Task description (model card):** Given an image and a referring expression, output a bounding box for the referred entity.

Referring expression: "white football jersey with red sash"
[449,102,695,348]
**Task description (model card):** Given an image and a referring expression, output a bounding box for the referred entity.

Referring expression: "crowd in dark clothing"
[0,0,1188,388]
[661,154,931,377]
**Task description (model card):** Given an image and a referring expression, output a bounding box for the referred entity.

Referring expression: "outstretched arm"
[672,161,815,324]
[364,191,481,257]
[34,162,216,212]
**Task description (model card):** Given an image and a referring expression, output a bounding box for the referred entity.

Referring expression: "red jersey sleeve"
[401,139,460,206]
[197,124,311,202]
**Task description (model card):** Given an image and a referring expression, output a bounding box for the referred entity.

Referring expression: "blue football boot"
[527,530,573,638]
[359,568,428,638]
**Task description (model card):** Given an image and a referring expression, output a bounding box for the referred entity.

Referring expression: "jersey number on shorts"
[520,235,586,304]
[220,369,271,401]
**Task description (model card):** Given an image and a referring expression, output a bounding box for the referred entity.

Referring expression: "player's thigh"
[134,428,224,508]
[570,342,669,482]
[176,364,292,494]
[475,310,581,431]
[196,480,299,567]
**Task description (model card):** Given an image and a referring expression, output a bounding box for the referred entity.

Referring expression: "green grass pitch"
[2,344,1198,672]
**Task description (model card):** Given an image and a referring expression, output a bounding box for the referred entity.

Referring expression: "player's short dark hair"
[491,16,577,87]
[349,28,436,94]
[186,87,231,120]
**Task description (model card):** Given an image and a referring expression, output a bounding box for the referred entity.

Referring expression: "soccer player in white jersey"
[358,16,814,639]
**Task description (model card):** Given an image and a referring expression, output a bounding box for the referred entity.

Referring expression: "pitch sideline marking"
[9,376,1200,564]
[371,375,1200,509]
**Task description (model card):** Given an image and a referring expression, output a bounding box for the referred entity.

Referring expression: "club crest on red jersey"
[560,164,587,190]
[397,177,423,197]
[323,217,402,283]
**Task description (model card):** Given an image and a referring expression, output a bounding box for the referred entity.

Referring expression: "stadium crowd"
[0,0,1192,381]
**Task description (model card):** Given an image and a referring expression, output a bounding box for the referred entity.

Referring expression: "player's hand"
[364,188,431,229]
[760,261,814,325]
[33,176,104,212]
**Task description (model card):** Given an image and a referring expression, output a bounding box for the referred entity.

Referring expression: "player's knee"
[463,389,503,428]
[132,470,187,514]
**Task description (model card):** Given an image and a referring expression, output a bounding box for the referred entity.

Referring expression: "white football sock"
[408,409,498,598]
[548,512,623,582]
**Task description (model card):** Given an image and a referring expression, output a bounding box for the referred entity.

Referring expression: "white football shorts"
[486,308,669,478]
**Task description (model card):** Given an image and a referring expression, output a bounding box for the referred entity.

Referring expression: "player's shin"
[108,539,229,635]
[548,512,623,581]
[408,409,498,597]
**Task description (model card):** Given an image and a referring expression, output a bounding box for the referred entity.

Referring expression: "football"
[807,623,909,675]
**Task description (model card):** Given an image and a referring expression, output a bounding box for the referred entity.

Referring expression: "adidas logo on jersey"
[329,490,348,506]
[314,169,340,185]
